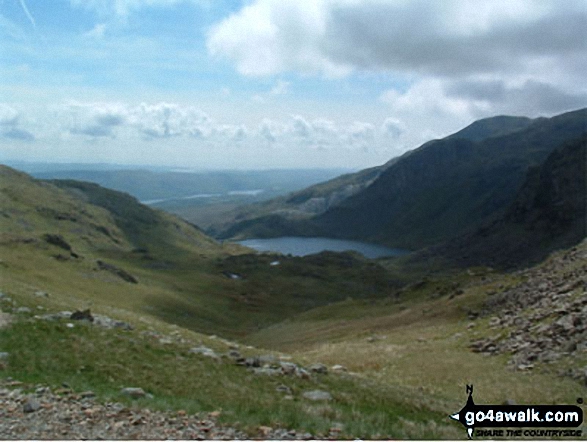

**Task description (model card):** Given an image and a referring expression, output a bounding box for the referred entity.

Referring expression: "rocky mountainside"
[218,109,586,252]
[419,135,586,269]
[469,238,587,384]
[312,108,586,249]
[212,114,540,239]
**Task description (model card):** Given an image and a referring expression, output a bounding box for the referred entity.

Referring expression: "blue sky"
[1,0,586,169]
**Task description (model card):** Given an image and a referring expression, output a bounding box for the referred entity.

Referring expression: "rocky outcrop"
[469,241,587,382]
[96,260,138,284]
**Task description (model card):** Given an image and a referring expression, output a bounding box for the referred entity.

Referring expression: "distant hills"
[217,109,586,261]
[26,168,350,205]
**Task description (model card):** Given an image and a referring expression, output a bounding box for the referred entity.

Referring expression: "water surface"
[238,237,408,259]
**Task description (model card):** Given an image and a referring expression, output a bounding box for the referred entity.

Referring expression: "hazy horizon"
[1,0,586,169]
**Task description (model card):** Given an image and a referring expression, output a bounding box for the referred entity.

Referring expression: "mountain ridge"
[217,108,587,255]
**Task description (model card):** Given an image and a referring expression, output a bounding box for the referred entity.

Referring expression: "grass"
[0,316,461,439]
[245,266,583,410]
[2,165,585,439]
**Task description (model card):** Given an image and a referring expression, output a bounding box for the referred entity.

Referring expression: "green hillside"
[0,165,400,338]
[1,164,585,438]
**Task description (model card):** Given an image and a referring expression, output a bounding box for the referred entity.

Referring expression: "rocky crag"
[469,240,587,384]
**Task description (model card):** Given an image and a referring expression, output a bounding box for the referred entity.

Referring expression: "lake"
[238,237,409,259]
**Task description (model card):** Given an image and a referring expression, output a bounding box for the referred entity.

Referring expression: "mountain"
[446,115,535,142]
[219,108,586,251]
[418,135,587,269]
[209,115,539,238]
[205,166,383,237]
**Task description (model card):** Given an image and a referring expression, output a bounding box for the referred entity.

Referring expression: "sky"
[0,0,586,170]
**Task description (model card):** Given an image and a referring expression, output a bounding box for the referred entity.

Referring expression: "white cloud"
[84,23,107,38]
[207,0,585,77]
[18,0,36,30]
[292,115,312,138]
[0,103,35,141]
[207,0,587,118]
[270,80,290,95]
[0,104,20,126]
[207,0,352,77]
[381,117,404,139]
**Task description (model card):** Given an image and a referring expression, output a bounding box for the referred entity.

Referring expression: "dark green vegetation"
[218,109,586,255]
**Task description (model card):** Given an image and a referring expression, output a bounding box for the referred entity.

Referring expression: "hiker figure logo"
[449,385,584,439]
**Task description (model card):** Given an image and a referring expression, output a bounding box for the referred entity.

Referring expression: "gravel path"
[0,379,314,440]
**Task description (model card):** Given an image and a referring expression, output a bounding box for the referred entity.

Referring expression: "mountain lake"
[238,237,409,259]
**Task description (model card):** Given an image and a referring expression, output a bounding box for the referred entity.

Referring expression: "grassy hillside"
[1,164,585,438]
[246,240,586,413]
[0,166,403,339]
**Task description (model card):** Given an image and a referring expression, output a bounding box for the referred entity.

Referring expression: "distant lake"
[238,237,409,259]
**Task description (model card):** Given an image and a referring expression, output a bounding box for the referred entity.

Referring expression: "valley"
[0,109,586,439]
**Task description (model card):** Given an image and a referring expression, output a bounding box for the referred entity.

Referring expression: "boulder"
[70,309,94,322]
[279,362,298,375]
[120,387,146,399]
[303,390,332,401]
[189,346,219,360]
[23,399,41,413]
[308,363,328,374]
[252,367,281,376]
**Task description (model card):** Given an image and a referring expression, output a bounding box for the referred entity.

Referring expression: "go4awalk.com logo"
[449,385,584,439]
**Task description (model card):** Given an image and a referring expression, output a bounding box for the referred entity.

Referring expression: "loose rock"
[120,387,146,399]
[302,390,332,401]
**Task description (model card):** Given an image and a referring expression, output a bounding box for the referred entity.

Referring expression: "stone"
[15,307,32,314]
[307,363,328,374]
[0,352,8,360]
[276,384,292,394]
[302,390,332,401]
[120,387,146,399]
[296,368,311,379]
[244,357,261,367]
[279,362,298,375]
[34,291,49,298]
[70,309,94,322]
[189,346,219,360]
[259,354,276,365]
[252,367,281,376]
[23,399,41,413]
[227,350,241,359]
[331,364,347,372]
